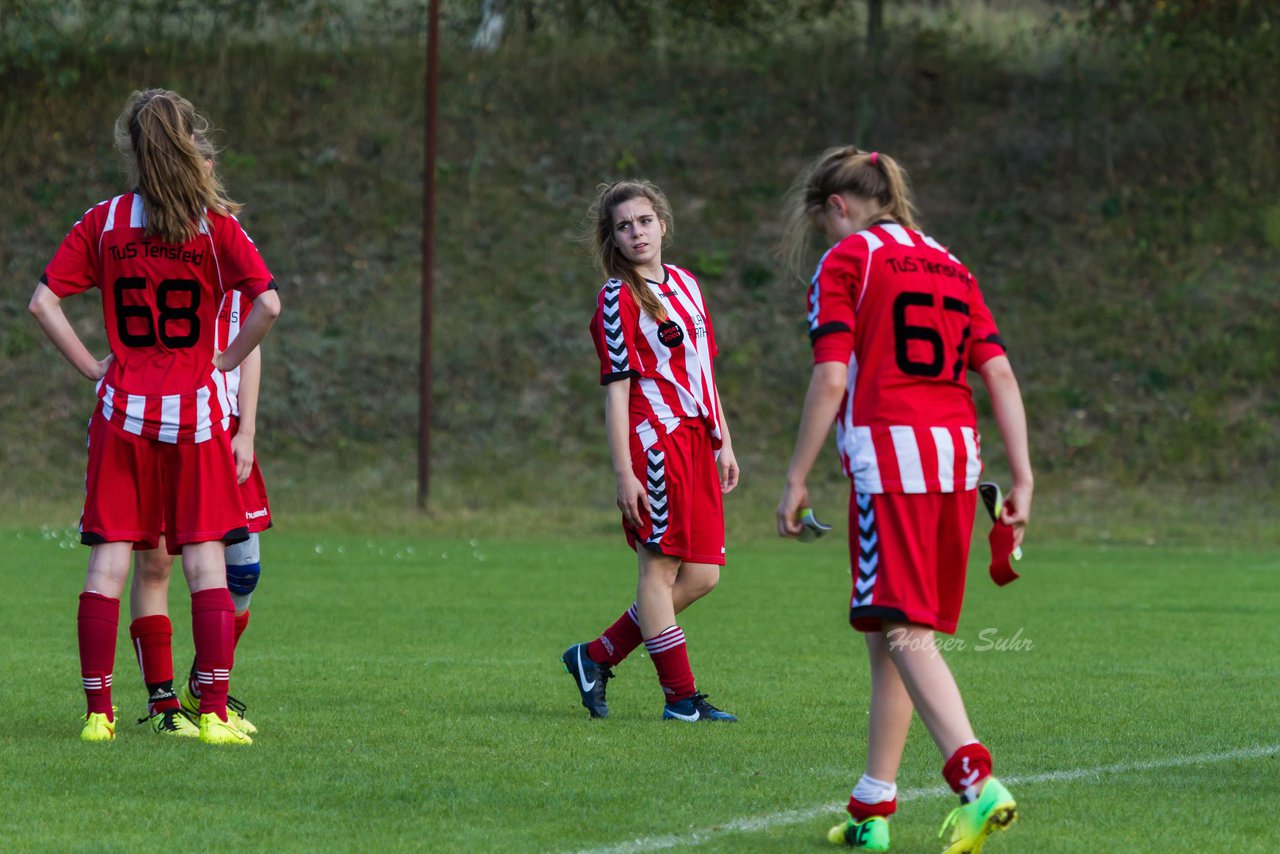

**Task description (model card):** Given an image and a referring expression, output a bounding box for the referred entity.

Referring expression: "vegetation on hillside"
[1,0,1276,517]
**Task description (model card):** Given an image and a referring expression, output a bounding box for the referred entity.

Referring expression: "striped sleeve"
[808,239,862,364]
[590,279,640,385]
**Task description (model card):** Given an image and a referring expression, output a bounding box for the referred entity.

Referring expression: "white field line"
[570,744,1280,854]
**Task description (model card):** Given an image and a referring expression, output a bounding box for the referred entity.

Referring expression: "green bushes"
[1,2,1276,512]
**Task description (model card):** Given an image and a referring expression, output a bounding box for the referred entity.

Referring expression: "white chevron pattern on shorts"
[645,448,668,545]
[852,492,878,608]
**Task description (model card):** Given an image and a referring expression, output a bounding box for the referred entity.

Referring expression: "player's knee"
[134,551,174,585]
[226,561,261,596]
[689,569,720,599]
[224,534,261,596]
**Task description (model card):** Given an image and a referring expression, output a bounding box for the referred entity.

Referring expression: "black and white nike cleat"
[562,642,613,718]
[662,692,737,722]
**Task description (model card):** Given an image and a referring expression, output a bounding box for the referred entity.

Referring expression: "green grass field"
[1,523,1277,852]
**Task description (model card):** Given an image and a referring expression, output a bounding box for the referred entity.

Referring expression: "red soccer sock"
[129,614,180,714]
[847,797,897,821]
[943,742,994,796]
[191,588,235,720]
[644,625,696,702]
[78,592,119,718]
[587,603,643,666]
[233,610,250,653]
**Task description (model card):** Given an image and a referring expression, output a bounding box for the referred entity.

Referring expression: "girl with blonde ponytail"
[562,180,739,723]
[775,147,1033,850]
[29,88,281,746]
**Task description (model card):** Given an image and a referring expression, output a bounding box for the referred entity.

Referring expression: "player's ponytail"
[589,180,672,323]
[114,89,241,245]
[778,145,921,281]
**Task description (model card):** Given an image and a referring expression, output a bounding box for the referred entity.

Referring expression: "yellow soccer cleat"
[226,694,258,735]
[140,708,200,737]
[938,777,1017,854]
[198,713,253,745]
[80,708,117,743]
[180,680,257,736]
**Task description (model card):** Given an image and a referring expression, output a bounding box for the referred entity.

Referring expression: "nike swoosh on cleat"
[576,648,596,692]
[666,708,700,722]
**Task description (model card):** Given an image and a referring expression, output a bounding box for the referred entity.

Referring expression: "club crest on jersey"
[657,320,685,349]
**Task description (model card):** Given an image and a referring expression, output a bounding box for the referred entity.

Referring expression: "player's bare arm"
[713,387,739,494]
[776,359,847,537]
[230,346,262,484]
[977,354,1033,546]
[28,283,114,381]
[605,378,648,528]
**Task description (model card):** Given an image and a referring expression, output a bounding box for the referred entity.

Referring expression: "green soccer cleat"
[938,777,1017,854]
[180,681,257,735]
[80,708,117,743]
[827,816,890,850]
[198,712,253,745]
[139,708,200,737]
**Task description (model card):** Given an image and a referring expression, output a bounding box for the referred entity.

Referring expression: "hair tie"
[869,152,879,166]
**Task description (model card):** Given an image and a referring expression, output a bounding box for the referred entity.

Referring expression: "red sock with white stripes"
[587,603,643,666]
[191,588,235,720]
[644,625,696,703]
[78,592,119,718]
[129,614,180,714]
[233,610,250,654]
[943,742,993,800]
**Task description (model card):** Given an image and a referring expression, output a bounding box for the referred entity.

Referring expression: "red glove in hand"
[988,522,1020,586]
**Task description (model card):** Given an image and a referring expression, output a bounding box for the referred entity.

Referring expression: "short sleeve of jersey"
[590,281,641,385]
[214,215,275,302]
[42,204,106,297]
[808,240,861,364]
[966,278,1006,369]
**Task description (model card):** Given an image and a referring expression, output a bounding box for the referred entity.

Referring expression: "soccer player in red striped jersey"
[129,285,272,738]
[775,148,1032,851]
[562,180,739,722]
[28,89,281,745]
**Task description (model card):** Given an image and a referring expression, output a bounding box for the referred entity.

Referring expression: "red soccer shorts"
[81,415,249,555]
[623,422,725,566]
[847,488,977,635]
[227,416,272,534]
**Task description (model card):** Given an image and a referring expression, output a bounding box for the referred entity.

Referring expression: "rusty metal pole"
[419,0,440,510]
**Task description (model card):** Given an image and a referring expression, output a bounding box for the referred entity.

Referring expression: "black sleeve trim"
[39,272,48,286]
[808,321,852,343]
[601,370,639,385]
[266,279,278,291]
[981,333,1006,350]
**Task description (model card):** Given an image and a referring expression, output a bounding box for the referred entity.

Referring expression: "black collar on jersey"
[645,267,674,297]
[643,268,671,285]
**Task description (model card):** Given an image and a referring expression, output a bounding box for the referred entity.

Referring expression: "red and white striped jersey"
[42,193,274,443]
[807,221,1006,493]
[216,289,252,418]
[589,264,722,450]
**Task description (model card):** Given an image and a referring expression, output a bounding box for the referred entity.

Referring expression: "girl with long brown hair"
[562,179,739,722]
[29,88,281,745]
